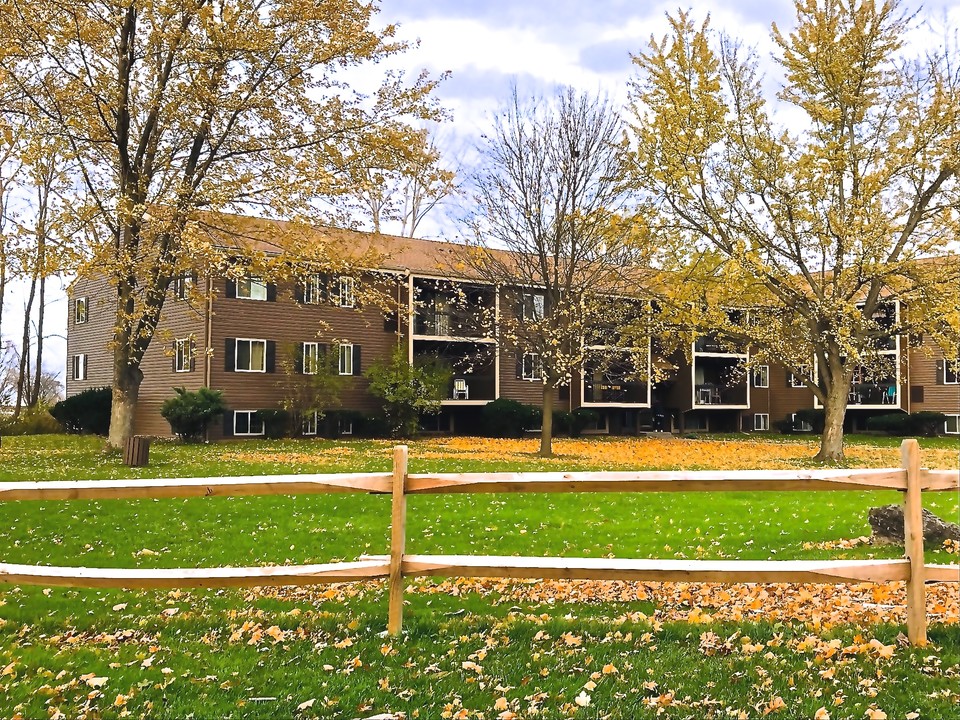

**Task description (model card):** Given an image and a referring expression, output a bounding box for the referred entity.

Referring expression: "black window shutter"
[266,340,276,373]
[295,342,304,374]
[319,273,329,302]
[266,283,277,302]
[294,280,304,304]
[318,343,328,371]
[352,345,361,375]
[171,341,177,372]
[936,360,945,385]
[225,279,236,298]
[223,410,234,437]
[190,339,196,372]
[225,338,235,372]
[516,353,523,379]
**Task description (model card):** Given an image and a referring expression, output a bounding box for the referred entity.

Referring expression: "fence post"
[900,438,927,645]
[388,445,408,636]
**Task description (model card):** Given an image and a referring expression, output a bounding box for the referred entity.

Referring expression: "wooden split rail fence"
[1,439,958,645]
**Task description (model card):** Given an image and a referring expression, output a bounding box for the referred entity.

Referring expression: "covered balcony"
[413,281,494,340]
[582,352,650,405]
[693,356,748,407]
[413,340,496,402]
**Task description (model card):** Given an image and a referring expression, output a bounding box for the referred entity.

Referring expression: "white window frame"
[522,352,543,381]
[944,359,960,385]
[753,413,770,431]
[337,277,356,308]
[303,274,323,304]
[303,342,319,375]
[71,354,87,381]
[753,365,769,388]
[792,413,813,432]
[302,411,318,436]
[74,297,88,324]
[339,417,354,436]
[790,366,809,388]
[233,410,265,437]
[175,338,192,373]
[522,292,544,321]
[235,338,267,373]
[338,343,353,376]
[944,414,960,435]
[174,273,194,299]
[237,276,267,301]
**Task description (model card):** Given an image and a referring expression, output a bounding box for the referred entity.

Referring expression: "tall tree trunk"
[29,274,45,407]
[815,383,849,462]
[108,358,144,448]
[539,383,553,457]
[14,272,37,418]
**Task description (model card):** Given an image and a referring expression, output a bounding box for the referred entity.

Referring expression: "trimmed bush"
[50,387,112,435]
[254,408,291,439]
[160,387,226,442]
[866,413,911,435]
[793,408,825,433]
[867,411,947,437]
[909,411,948,437]
[481,398,540,438]
[553,408,599,437]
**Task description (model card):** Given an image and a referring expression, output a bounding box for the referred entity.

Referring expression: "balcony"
[693,356,748,407]
[413,339,496,403]
[444,375,496,402]
[582,351,650,406]
[413,309,490,339]
[694,335,746,355]
[848,381,898,407]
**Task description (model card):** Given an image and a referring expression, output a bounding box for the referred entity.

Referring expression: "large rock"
[868,505,960,545]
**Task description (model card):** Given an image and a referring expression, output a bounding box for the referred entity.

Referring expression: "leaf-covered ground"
[0,434,958,718]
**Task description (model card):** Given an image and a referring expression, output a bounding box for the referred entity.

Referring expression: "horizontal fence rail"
[0,439,957,645]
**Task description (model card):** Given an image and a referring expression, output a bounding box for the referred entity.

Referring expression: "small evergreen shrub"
[793,408,825,433]
[50,387,112,435]
[867,411,947,437]
[481,398,540,438]
[254,409,291,439]
[908,411,948,437]
[160,387,226,442]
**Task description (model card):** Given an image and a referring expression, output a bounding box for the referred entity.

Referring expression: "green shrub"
[365,347,451,438]
[793,408,825,433]
[323,409,364,438]
[867,411,947,437]
[0,406,63,435]
[481,398,540,438]
[552,408,599,437]
[160,387,226,442]
[50,387,112,435]
[254,409,291,439]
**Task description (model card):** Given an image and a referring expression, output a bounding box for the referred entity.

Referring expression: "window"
[522,293,544,321]
[754,413,770,431]
[522,352,543,381]
[175,339,193,372]
[237,276,267,301]
[336,277,356,308]
[339,417,353,436]
[74,297,88,324]
[71,354,87,381]
[789,366,810,388]
[302,411,318,436]
[303,275,323,304]
[174,273,194,299]
[235,339,266,372]
[753,365,769,388]
[792,413,813,432]
[233,410,265,436]
[339,343,353,375]
[945,415,960,435]
[303,342,319,375]
[945,359,960,384]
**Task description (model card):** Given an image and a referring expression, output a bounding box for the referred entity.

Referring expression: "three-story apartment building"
[66,223,960,438]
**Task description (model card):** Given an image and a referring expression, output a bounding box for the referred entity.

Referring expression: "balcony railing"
[583,380,649,404]
[694,383,748,407]
[414,311,489,339]
[848,383,898,406]
[694,337,746,355]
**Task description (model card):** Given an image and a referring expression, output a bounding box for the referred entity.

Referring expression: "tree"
[0,0,444,447]
[627,1,960,461]
[463,86,647,457]
[365,345,450,438]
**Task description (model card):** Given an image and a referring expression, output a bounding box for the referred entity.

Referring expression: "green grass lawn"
[0,434,958,719]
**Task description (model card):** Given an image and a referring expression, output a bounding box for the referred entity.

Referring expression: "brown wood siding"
[133,281,209,436]
[208,275,404,439]
[907,339,960,414]
[65,275,116,397]
[766,365,816,425]
[498,347,562,406]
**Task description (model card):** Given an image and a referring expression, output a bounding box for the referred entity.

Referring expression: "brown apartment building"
[66,225,960,439]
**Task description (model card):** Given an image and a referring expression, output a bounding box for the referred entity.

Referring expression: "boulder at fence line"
[868,505,960,545]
